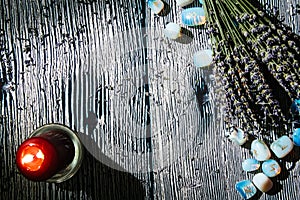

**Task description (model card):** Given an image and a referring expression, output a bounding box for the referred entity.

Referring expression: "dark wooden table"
[1,0,299,199]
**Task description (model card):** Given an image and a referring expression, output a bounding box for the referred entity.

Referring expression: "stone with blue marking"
[235,180,257,199]
[251,139,271,161]
[148,0,164,14]
[270,135,294,158]
[242,158,260,172]
[293,128,300,146]
[181,7,206,26]
[262,159,281,177]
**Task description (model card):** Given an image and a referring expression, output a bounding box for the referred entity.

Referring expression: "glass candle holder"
[16,124,84,183]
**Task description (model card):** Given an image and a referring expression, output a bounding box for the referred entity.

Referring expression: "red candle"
[16,128,76,181]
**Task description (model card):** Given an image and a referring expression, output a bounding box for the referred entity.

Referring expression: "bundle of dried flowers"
[203,0,300,135]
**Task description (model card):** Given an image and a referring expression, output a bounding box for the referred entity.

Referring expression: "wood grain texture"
[0,0,299,199]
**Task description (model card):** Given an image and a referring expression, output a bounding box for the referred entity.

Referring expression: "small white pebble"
[163,23,182,40]
[253,173,273,193]
[193,49,213,68]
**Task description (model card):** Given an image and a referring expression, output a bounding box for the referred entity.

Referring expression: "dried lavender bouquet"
[202,0,300,135]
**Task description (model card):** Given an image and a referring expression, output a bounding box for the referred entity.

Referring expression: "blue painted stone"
[291,99,300,116]
[235,180,257,199]
[242,158,260,172]
[181,7,206,26]
[270,135,294,158]
[293,128,300,146]
[148,0,164,14]
[193,49,213,68]
[176,0,194,7]
[262,159,281,177]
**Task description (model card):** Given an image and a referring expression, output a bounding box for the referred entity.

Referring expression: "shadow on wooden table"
[157,1,171,17]
[56,149,146,200]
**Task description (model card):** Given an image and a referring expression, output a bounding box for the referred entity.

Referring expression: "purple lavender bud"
[251,14,257,21]
[268,99,276,107]
[270,68,277,74]
[282,35,288,41]
[270,24,276,30]
[284,74,293,81]
[266,38,275,45]
[286,28,293,35]
[264,93,273,99]
[273,45,280,53]
[276,65,284,72]
[230,94,236,101]
[267,53,274,60]
[262,57,268,63]
[260,34,266,41]
[257,83,264,91]
[293,61,299,68]
[273,36,280,43]
[258,11,265,17]
[228,68,234,75]
[232,79,239,86]
[213,52,221,61]
[233,56,240,62]
[288,40,296,47]
[225,56,233,64]
[259,24,268,31]
[291,82,299,87]
[288,52,295,59]
[242,57,250,64]
[263,32,270,38]
[267,29,272,35]
[245,64,254,73]
[241,77,247,83]
[281,44,288,51]
[217,61,225,67]
[275,74,282,81]
[244,31,249,37]
[293,34,299,41]
[277,53,283,59]
[233,100,242,106]
[241,13,250,21]
[251,27,258,34]
[246,39,252,46]
[277,29,283,35]
[235,106,243,114]
[240,96,247,103]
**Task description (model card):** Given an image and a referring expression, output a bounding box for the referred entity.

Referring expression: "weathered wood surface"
[0,0,299,199]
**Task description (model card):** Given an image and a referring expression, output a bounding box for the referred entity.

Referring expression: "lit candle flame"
[21,146,45,171]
